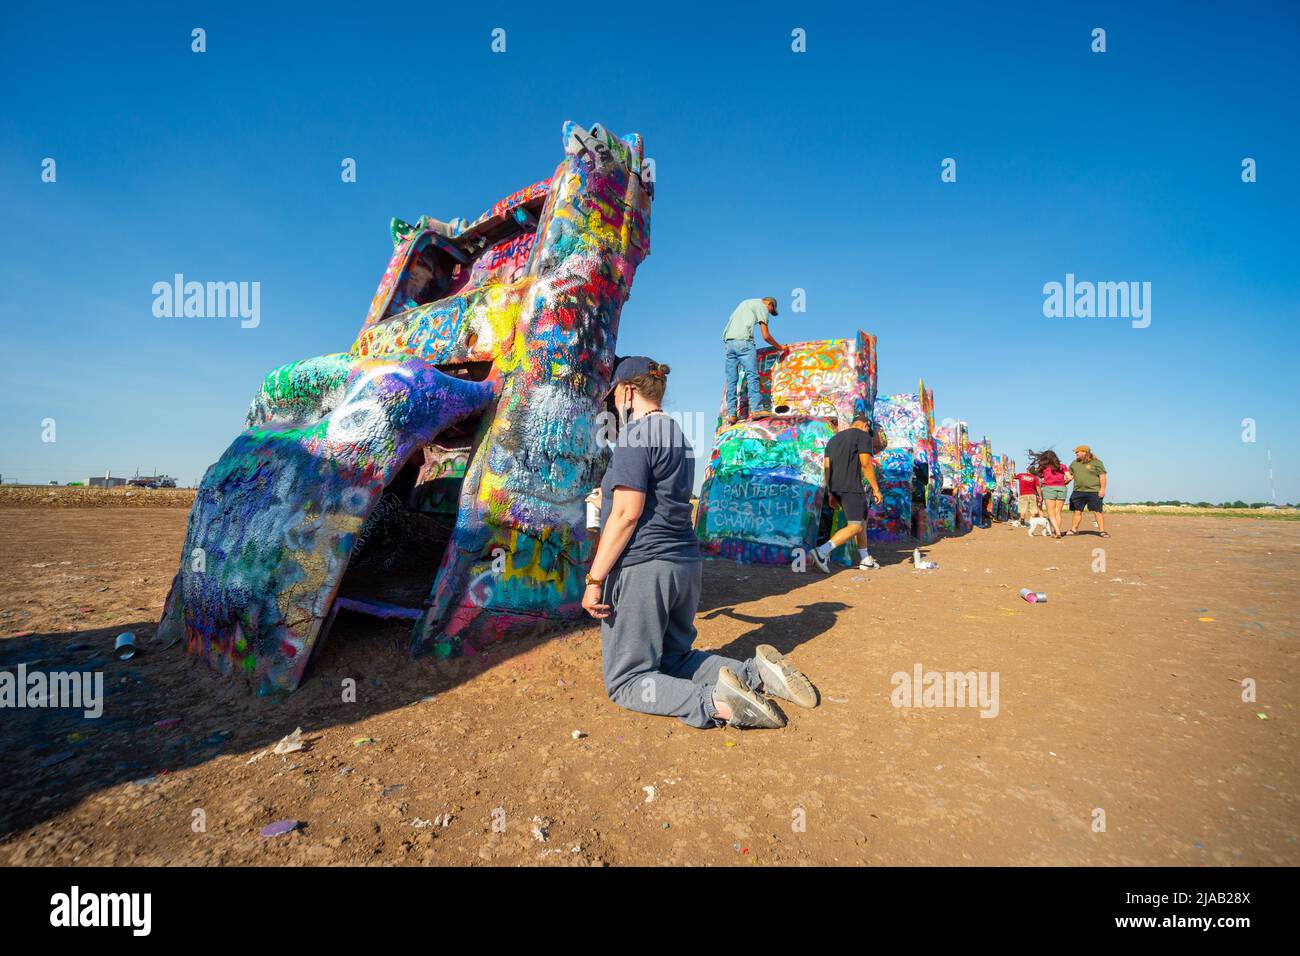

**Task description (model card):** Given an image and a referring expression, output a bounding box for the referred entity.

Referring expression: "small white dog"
[1027,516,1053,537]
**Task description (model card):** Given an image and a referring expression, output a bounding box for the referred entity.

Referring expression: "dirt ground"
[0,506,1296,866]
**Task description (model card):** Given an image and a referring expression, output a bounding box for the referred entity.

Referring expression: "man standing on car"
[721,296,789,425]
[809,416,884,573]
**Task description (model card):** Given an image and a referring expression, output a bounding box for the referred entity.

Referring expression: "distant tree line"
[1119,500,1294,508]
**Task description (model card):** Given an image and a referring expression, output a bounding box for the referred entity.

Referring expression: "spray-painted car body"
[991,453,1017,521]
[158,122,654,693]
[868,380,942,544]
[934,421,970,534]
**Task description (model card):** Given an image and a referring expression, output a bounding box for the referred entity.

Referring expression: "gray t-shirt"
[721,298,770,342]
[600,413,701,567]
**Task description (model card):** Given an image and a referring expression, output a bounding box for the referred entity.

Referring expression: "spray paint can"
[1019,588,1038,604]
[1034,592,1048,603]
[114,631,137,660]
[585,492,601,531]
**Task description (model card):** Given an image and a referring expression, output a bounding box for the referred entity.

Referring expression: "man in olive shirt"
[722,296,789,424]
[1067,444,1108,536]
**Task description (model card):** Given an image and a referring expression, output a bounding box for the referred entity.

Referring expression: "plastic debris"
[643,786,658,803]
[260,819,300,838]
[273,727,304,754]
[353,737,375,747]
[570,729,587,739]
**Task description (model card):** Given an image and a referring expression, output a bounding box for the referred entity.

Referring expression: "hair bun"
[655,363,671,377]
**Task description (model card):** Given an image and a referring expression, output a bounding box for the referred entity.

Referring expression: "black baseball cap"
[606,355,657,396]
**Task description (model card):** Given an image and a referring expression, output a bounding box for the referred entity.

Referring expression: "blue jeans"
[724,339,762,417]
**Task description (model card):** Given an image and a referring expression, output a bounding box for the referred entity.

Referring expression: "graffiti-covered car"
[157,122,654,693]
[695,333,877,567]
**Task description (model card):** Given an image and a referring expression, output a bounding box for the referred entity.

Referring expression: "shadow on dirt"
[0,553,843,837]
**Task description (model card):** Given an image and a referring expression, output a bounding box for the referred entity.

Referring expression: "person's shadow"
[701,601,849,660]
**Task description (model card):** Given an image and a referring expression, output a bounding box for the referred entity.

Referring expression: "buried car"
[157,121,654,693]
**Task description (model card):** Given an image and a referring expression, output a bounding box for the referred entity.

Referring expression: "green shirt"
[722,299,770,342]
[1068,457,1107,493]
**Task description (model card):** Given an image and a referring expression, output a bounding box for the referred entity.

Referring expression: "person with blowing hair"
[1025,449,1068,537]
[583,356,818,729]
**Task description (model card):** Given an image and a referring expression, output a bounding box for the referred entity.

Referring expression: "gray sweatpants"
[600,558,762,729]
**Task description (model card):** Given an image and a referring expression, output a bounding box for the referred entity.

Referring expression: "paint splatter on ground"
[1,507,1297,865]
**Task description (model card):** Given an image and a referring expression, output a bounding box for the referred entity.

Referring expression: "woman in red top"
[1029,449,1070,538]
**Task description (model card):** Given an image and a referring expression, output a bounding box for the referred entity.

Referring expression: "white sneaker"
[858,555,881,570]
[754,645,818,709]
[808,547,831,574]
[713,667,785,729]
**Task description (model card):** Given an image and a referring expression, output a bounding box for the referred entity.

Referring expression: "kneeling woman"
[582,357,819,729]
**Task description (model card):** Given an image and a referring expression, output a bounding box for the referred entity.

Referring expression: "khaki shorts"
[1017,495,1041,518]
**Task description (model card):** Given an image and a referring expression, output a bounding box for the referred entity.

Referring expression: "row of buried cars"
[693,332,1018,568]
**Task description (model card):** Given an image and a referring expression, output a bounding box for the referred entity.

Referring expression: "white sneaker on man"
[808,547,831,573]
[713,667,785,729]
[754,645,818,709]
[858,554,880,570]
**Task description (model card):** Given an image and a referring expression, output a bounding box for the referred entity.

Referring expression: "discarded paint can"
[1034,592,1048,603]
[114,631,137,660]
[1019,588,1038,604]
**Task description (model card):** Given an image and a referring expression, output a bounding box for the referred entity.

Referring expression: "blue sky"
[2,1,1297,502]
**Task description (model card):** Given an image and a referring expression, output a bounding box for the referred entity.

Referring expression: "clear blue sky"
[2,1,1297,502]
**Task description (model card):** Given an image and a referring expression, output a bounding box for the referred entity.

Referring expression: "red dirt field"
[0,507,1296,866]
